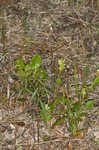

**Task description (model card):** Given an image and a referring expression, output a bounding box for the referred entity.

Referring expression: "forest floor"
[0,0,99,150]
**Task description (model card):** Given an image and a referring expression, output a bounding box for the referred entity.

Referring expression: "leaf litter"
[0,0,99,149]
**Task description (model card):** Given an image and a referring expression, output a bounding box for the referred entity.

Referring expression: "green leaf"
[72,101,82,111]
[79,112,87,117]
[74,61,79,97]
[92,77,99,87]
[51,117,65,128]
[81,87,86,99]
[40,101,47,122]
[85,100,94,110]
[70,119,77,134]
[40,101,51,124]
[62,98,71,109]
[58,58,64,72]
[18,98,27,102]
[30,55,42,70]
[24,88,38,104]
[16,70,26,80]
[25,64,32,71]
[43,137,49,141]
[77,117,83,122]
[56,78,62,85]
[50,96,61,110]
[15,58,25,70]
[34,68,47,80]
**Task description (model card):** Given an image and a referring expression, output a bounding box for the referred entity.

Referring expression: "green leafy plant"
[40,101,51,125]
[49,59,98,134]
[14,54,48,105]
[55,58,64,87]
[14,55,99,135]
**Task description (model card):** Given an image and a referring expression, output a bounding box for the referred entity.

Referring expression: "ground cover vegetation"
[0,0,99,149]
[14,54,99,134]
